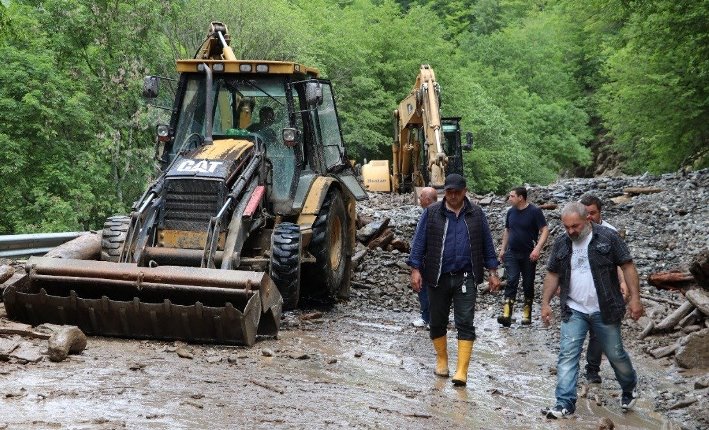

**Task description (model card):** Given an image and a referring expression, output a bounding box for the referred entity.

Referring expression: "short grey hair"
[561,201,588,219]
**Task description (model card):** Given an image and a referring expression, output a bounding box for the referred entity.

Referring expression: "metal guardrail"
[0,232,86,258]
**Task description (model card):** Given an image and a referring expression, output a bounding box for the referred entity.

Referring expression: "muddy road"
[0,301,678,429]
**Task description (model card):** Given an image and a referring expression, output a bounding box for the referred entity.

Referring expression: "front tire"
[305,189,347,301]
[270,222,301,310]
[100,216,130,262]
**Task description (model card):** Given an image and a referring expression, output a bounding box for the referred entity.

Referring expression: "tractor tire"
[100,215,130,262]
[270,222,301,310]
[305,189,347,302]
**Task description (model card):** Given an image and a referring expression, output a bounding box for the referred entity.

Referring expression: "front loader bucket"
[2,257,282,346]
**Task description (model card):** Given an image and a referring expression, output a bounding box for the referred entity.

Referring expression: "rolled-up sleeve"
[481,213,499,269]
[406,209,428,269]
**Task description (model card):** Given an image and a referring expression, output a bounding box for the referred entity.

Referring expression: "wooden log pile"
[355,214,411,254]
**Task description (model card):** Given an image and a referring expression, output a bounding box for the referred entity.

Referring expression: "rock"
[0,338,19,358]
[47,326,87,362]
[694,375,709,389]
[300,312,323,321]
[0,265,15,283]
[206,355,222,364]
[10,342,43,363]
[261,348,274,357]
[176,347,194,359]
[597,417,615,430]
[675,328,709,369]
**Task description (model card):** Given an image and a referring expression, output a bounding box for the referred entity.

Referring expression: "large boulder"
[675,328,709,369]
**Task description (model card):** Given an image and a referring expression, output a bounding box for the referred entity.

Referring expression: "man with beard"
[540,202,644,418]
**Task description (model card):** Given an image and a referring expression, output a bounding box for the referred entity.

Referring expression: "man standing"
[497,187,549,326]
[411,187,439,329]
[580,193,628,384]
[541,202,643,418]
[407,174,500,387]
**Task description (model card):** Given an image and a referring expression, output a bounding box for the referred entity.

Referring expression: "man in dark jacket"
[407,174,500,387]
[540,202,644,419]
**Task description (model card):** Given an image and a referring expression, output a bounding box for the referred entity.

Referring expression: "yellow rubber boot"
[432,336,449,377]
[497,298,514,327]
[451,340,474,386]
[521,297,533,325]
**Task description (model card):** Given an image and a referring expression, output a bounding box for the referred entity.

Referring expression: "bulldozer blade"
[2,257,282,345]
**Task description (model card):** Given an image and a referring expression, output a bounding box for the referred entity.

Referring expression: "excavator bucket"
[2,257,282,346]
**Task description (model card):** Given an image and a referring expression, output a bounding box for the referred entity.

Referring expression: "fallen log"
[653,301,695,332]
[44,232,101,260]
[685,288,709,316]
[679,309,703,328]
[639,293,683,307]
[367,228,394,250]
[639,320,655,340]
[648,270,695,290]
[649,343,678,359]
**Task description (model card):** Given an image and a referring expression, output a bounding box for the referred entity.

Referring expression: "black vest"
[421,199,486,286]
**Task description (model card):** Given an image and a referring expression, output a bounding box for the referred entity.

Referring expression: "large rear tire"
[100,216,130,262]
[270,222,301,310]
[305,189,347,301]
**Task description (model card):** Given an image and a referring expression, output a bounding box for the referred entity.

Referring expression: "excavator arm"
[392,65,447,193]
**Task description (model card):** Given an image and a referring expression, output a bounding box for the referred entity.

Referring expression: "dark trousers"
[417,285,430,323]
[428,273,477,341]
[503,251,536,300]
[586,329,603,374]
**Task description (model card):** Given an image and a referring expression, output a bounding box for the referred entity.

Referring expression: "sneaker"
[543,405,573,419]
[621,388,638,411]
[412,318,426,328]
[586,371,602,384]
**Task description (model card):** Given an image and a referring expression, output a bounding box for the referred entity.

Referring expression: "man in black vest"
[407,174,500,387]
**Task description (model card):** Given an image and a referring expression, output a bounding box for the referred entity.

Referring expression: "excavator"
[2,22,367,346]
[361,64,471,193]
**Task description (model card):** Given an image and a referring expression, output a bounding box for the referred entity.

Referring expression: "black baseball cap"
[444,173,466,190]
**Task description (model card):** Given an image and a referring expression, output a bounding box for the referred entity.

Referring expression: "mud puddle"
[0,303,680,429]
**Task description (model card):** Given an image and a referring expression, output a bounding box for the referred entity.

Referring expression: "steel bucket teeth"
[2,257,282,345]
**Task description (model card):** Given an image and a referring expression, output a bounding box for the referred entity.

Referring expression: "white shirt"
[567,231,600,314]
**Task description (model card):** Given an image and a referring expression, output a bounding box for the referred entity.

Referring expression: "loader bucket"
[2,257,282,346]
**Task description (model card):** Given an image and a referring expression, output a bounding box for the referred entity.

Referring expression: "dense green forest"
[0,0,707,233]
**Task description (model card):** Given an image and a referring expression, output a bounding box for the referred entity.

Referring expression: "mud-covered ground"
[0,303,681,430]
[1,169,707,429]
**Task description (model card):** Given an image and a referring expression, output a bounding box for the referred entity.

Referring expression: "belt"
[441,271,469,277]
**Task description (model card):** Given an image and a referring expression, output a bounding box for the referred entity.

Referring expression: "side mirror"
[143,76,159,98]
[305,82,323,107]
[464,132,473,151]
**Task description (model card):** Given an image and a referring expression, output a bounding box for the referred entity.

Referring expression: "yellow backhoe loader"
[361,65,471,194]
[2,22,367,345]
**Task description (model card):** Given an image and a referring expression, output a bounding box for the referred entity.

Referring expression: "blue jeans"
[418,284,430,324]
[428,273,477,341]
[556,309,637,411]
[503,250,536,300]
[586,329,603,374]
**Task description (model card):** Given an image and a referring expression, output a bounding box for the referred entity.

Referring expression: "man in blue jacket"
[407,174,500,387]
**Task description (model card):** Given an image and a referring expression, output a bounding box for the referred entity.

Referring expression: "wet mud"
[0,301,682,429]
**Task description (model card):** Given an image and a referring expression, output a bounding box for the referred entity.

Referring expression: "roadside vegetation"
[1,0,707,233]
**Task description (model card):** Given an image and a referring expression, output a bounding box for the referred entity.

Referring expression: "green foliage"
[1,0,705,232]
[597,0,709,171]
